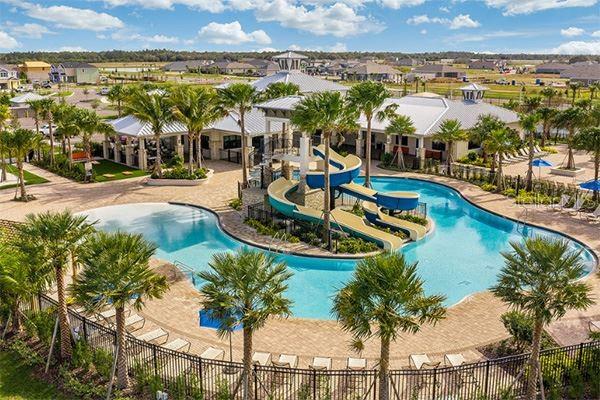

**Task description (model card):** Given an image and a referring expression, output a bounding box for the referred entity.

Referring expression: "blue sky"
[0,0,599,54]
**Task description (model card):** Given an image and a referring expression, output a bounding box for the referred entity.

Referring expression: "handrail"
[173,260,197,285]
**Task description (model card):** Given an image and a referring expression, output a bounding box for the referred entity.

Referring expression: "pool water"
[81,177,596,320]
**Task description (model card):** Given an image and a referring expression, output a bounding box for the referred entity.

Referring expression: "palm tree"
[27,99,45,158]
[79,109,115,160]
[124,88,173,177]
[536,107,556,147]
[568,81,581,105]
[520,113,541,191]
[71,231,168,389]
[347,81,392,187]
[171,85,225,172]
[521,96,542,113]
[332,253,446,400]
[218,83,257,188]
[38,98,56,165]
[413,76,421,93]
[260,82,300,101]
[53,104,81,167]
[18,211,96,360]
[589,82,600,101]
[384,114,415,169]
[107,84,128,117]
[291,91,358,244]
[555,107,586,170]
[483,127,519,191]
[574,127,600,200]
[431,119,468,175]
[4,129,40,201]
[540,87,558,107]
[0,104,11,181]
[491,237,593,400]
[470,114,505,169]
[199,248,293,400]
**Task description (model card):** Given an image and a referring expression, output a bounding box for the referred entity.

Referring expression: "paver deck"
[2,159,598,369]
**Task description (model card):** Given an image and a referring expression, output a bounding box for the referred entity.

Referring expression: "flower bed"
[146,167,213,186]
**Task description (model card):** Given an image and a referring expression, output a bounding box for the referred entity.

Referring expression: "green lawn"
[93,159,148,182]
[0,165,49,190]
[0,351,67,400]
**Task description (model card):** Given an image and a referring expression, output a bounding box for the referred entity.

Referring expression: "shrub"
[92,347,113,380]
[336,237,379,254]
[541,146,558,154]
[8,339,43,367]
[501,311,534,352]
[23,308,55,346]
[467,151,478,162]
[59,365,105,400]
[72,340,94,372]
[132,360,163,395]
[481,183,497,192]
[350,203,364,217]
[380,152,393,167]
[167,154,184,168]
[502,188,517,197]
[156,167,207,180]
[394,213,427,226]
[228,198,242,211]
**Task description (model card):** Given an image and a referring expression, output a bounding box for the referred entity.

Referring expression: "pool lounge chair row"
[251,352,369,370]
[502,146,546,164]
[551,195,600,221]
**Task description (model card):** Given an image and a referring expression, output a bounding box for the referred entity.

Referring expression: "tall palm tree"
[260,82,300,101]
[431,119,468,175]
[124,88,173,177]
[218,83,257,188]
[536,107,556,147]
[53,104,81,167]
[332,253,446,400]
[483,127,519,191]
[291,91,358,244]
[79,109,115,160]
[18,211,96,360]
[71,231,168,390]
[588,82,600,101]
[540,87,558,107]
[384,114,415,169]
[520,113,541,191]
[38,98,56,165]
[107,84,128,117]
[521,96,542,113]
[347,81,392,187]
[199,248,293,400]
[4,128,40,201]
[27,99,45,152]
[491,237,593,400]
[568,81,581,105]
[470,114,505,169]
[555,107,586,169]
[573,127,600,200]
[0,104,11,181]
[171,85,225,172]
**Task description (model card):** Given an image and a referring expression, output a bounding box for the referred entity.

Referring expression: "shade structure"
[531,159,553,167]
[579,180,600,191]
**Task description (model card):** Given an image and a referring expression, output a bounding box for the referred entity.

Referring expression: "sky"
[0,0,599,55]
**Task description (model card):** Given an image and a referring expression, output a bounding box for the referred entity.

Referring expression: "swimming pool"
[81,177,596,320]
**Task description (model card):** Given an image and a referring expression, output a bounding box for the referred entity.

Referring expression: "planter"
[145,169,213,186]
[549,167,585,177]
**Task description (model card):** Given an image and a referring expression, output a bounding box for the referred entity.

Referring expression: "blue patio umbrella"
[579,179,600,192]
[530,158,553,178]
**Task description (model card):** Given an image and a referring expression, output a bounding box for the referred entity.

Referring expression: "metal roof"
[273,51,308,59]
[10,93,46,104]
[460,83,488,91]
[250,71,347,93]
[255,95,303,111]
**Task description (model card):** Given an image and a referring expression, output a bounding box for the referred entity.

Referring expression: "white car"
[40,124,58,137]
[99,87,110,95]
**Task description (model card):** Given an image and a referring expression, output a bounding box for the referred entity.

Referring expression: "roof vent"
[460,83,488,102]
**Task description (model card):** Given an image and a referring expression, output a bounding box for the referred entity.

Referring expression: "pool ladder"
[516,205,531,236]
[268,232,292,254]
[173,260,197,285]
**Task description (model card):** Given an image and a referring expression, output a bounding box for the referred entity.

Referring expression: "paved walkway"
[2,160,599,369]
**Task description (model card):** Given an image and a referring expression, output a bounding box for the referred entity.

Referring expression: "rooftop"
[247,70,347,93]
[345,61,400,75]
[273,51,308,60]
[21,61,51,68]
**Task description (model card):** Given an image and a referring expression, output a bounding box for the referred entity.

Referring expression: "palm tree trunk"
[447,142,453,175]
[117,100,122,118]
[196,135,203,169]
[11,301,21,333]
[115,306,130,389]
[593,152,599,201]
[85,135,92,161]
[526,319,544,400]
[55,265,72,360]
[49,123,55,166]
[323,133,331,247]
[154,133,162,178]
[365,117,372,188]
[378,336,390,400]
[240,110,249,188]
[242,326,253,400]
[525,132,535,191]
[397,136,405,170]
[567,128,575,170]
[496,153,504,191]
[0,150,6,182]
[17,159,26,201]
[67,136,73,167]
[188,133,196,174]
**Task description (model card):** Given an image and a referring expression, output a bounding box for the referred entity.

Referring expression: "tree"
[71,231,168,389]
[4,129,40,201]
[0,104,11,181]
[18,211,96,360]
[431,119,468,176]
[347,81,392,187]
[332,253,446,400]
[171,85,224,172]
[555,107,586,170]
[491,237,593,400]
[573,127,600,200]
[520,113,541,191]
[521,96,541,113]
[536,107,556,147]
[199,249,292,400]
[470,114,505,169]
[124,88,173,177]
[38,98,56,165]
[291,91,358,244]
[53,104,81,167]
[384,114,415,169]
[589,82,599,101]
[107,84,128,117]
[483,127,519,191]
[79,109,115,161]
[27,99,45,159]
[540,87,559,107]
[218,83,258,189]
[260,82,300,101]
[568,81,581,105]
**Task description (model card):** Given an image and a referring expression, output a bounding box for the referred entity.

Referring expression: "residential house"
[560,63,600,86]
[202,61,257,75]
[0,64,19,90]
[19,61,51,83]
[244,59,280,76]
[50,62,99,84]
[468,60,497,70]
[535,62,571,74]
[408,64,466,80]
[396,58,421,67]
[343,61,402,83]
[162,60,212,72]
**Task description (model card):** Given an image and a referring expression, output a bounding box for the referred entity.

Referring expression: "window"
[201,135,210,149]
[431,141,446,151]
[401,136,408,146]
[223,135,241,149]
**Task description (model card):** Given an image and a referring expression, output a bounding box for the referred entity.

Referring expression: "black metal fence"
[32,294,600,400]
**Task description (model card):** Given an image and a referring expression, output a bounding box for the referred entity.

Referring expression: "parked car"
[41,81,52,89]
[16,85,33,92]
[99,87,110,95]
[40,124,58,137]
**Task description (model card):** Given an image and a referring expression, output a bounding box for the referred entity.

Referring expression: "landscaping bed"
[0,165,49,190]
[146,167,213,186]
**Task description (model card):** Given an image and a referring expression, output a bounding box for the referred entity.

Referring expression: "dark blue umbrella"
[530,158,553,178]
[579,180,600,191]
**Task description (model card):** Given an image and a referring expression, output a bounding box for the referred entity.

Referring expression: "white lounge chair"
[252,351,272,366]
[409,354,439,370]
[562,197,585,215]
[163,338,191,353]
[444,353,466,367]
[272,354,298,368]
[200,346,224,360]
[309,357,332,370]
[347,357,367,370]
[123,314,145,331]
[589,320,600,333]
[136,328,169,344]
[551,195,570,211]
[586,205,600,222]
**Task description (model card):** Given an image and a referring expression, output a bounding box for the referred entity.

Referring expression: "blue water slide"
[375,192,420,211]
[306,147,362,189]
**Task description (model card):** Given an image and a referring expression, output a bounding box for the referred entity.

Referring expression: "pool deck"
[2,161,599,369]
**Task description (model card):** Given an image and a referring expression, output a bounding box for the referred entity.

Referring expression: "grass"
[0,350,68,400]
[0,165,49,190]
[92,159,148,182]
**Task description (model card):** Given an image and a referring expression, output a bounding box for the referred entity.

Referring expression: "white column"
[264,119,272,162]
[355,130,364,157]
[114,135,121,163]
[210,132,221,160]
[102,139,109,159]
[125,137,133,166]
[138,138,147,170]
[417,136,426,169]
[176,135,184,158]
[384,135,393,155]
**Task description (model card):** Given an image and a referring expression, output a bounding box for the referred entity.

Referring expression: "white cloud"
[111,30,180,44]
[407,14,480,29]
[144,34,180,43]
[484,0,598,16]
[420,29,427,34]
[5,1,124,31]
[592,30,600,37]
[0,30,19,49]
[551,40,600,55]
[10,23,51,39]
[561,27,585,37]
[198,21,271,45]
[99,0,226,13]
[288,42,348,51]
[378,0,425,9]
[58,46,87,52]
[439,6,450,12]
[446,30,537,43]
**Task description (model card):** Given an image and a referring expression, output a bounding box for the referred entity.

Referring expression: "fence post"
[152,344,158,378]
[577,342,584,370]
[82,317,88,342]
[484,360,490,397]
[312,369,317,399]
[198,358,204,396]
[38,293,42,311]
[373,370,377,400]
[516,175,521,195]
[254,365,258,400]
[432,368,437,400]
